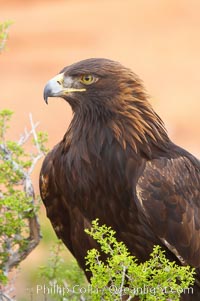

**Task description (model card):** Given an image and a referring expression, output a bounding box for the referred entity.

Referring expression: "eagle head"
[43,58,146,113]
[43,58,169,156]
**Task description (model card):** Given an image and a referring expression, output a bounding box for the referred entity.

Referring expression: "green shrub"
[39,219,195,301]
[0,109,47,295]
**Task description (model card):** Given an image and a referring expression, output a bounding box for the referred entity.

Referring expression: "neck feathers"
[62,74,170,161]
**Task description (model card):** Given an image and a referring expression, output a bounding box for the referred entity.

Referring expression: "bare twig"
[29,113,40,152]
[18,122,40,146]
[0,291,14,301]
[28,113,44,175]
[119,265,127,301]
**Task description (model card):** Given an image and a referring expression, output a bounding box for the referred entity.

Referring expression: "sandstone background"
[1,0,200,299]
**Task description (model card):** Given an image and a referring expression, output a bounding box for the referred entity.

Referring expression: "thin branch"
[0,290,14,301]
[18,122,40,146]
[28,153,43,176]
[119,265,127,301]
[29,113,41,152]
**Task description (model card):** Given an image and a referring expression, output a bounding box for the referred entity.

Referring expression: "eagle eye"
[80,74,97,85]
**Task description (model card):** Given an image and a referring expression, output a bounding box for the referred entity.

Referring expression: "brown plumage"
[40,58,200,300]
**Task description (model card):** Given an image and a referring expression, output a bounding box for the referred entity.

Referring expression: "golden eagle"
[40,58,200,300]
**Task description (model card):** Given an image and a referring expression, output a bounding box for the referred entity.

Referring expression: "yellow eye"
[80,74,97,85]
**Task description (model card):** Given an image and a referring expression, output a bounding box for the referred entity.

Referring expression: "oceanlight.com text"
[33,283,194,297]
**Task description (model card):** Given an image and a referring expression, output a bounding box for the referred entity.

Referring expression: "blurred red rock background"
[1,0,200,299]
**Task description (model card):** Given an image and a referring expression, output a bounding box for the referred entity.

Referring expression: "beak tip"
[44,95,49,105]
[43,84,51,104]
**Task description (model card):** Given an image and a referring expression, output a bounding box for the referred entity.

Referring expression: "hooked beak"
[43,73,86,104]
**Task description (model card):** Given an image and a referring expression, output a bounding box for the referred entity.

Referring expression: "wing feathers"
[136,154,200,267]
